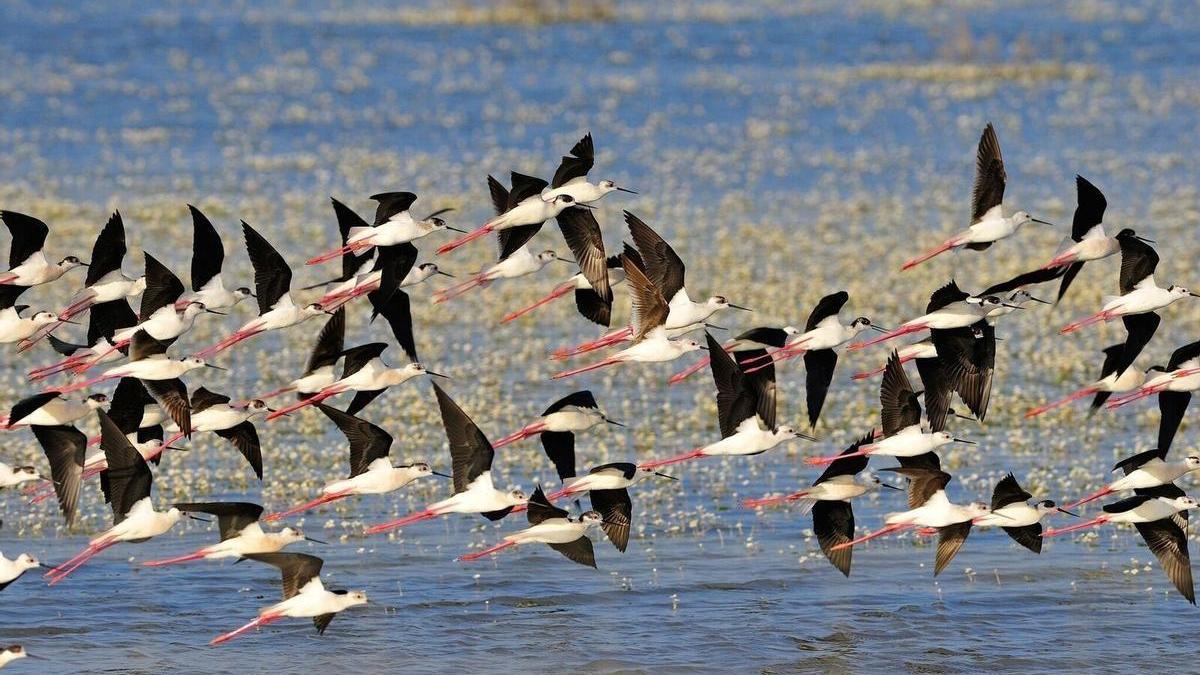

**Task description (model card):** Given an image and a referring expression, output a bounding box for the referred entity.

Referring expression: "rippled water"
[3,1,1200,672]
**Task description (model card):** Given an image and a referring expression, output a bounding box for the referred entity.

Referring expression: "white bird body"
[562,467,653,493]
[951,207,1037,246]
[483,248,559,281]
[664,288,729,330]
[428,474,526,516]
[804,475,876,503]
[884,491,988,528]
[333,360,426,393]
[1108,458,1200,492]
[262,577,367,619]
[866,425,954,458]
[974,502,1050,528]
[1095,366,1146,392]
[898,339,937,361]
[189,403,266,433]
[0,463,40,488]
[184,277,253,310]
[503,515,600,545]
[486,194,572,231]
[5,396,106,427]
[786,315,869,351]
[1101,278,1193,316]
[290,366,338,395]
[114,303,205,344]
[71,271,146,306]
[542,179,619,205]
[0,308,58,343]
[1102,496,1195,525]
[348,212,445,247]
[243,296,327,333]
[322,459,429,495]
[701,418,797,457]
[197,523,303,560]
[0,646,27,667]
[3,251,83,287]
[104,355,205,381]
[95,498,182,544]
[611,329,704,365]
[1056,229,1120,263]
[902,302,991,331]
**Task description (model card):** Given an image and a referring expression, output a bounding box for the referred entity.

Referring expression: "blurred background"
[2,1,1200,672]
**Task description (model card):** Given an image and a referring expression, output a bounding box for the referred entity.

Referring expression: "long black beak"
[205,364,227,371]
[79,261,90,267]
[605,418,626,428]
[305,536,329,545]
[436,270,455,278]
[704,323,727,331]
[1026,295,1051,305]
[1190,292,1200,298]
[868,324,890,333]
[445,225,467,233]
[574,203,597,210]
[205,308,227,315]
[1135,235,1155,244]
[728,304,753,312]
[425,370,450,379]
[654,471,678,480]
[990,511,1014,520]
[166,445,187,452]
[188,515,212,523]
[953,438,976,445]
[878,482,903,491]
[1002,303,1024,310]
[1057,507,1079,517]
[1031,218,1054,226]
[697,346,710,351]
[950,409,976,422]
[37,562,55,570]
[431,470,452,479]
[616,187,638,194]
[557,257,576,265]
[60,318,80,325]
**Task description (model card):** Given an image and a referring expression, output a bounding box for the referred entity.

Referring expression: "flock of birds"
[0,124,1197,662]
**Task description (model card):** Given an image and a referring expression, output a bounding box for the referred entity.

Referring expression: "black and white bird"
[0,210,87,288]
[542,133,636,204]
[183,205,254,310]
[438,172,578,256]
[744,431,902,577]
[162,388,266,480]
[0,462,39,490]
[1043,489,1197,604]
[834,466,991,575]
[849,280,1012,350]
[1060,229,1196,333]
[306,191,458,265]
[457,485,603,567]
[551,254,706,379]
[669,325,799,385]
[143,502,319,567]
[641,332,812,468]
[1106,340,1200,454]
[44,410,187,584]
[1038,176,1131,303]
[490,390,623,450]
[211,553,368,644]
[2,391,107,429]
[265,342,441,420]
[55,211,145,323]
[196,222,329,357]
[264,404,446,521]
[973,473,1075,553]
[28,422,86,526]
[1025,315,1157,417]
[1063,448,1200,510]
[558,212,749,357]
[902,123,1051,269]
[32,298,138,380]
[364,382,528,535]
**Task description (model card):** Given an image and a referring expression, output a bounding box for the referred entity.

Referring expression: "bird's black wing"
[8,391,61,426]
[556,207,611,305]
[1118,236,1159,295]
[526,485,569,526]
[1072,175,1107,241]
[507,172,549,208]
[971,123,1006,224]
[625,211,685,302]
[306,308,345,374]
[188,205,225,291]
[990,473,1033,510]
[189,387,231,415]
[1157,391,1192,454]
[540,431,576,481]
[245,552,324,600]
[880,351,921,436]
[1119,313,1160,373]
[143,378,191,438]
[97,410,153,524]
[980,267,1063,297]
[812,500,855,577]
[590,487,632,553]
[804,349,838,429]
[707,332,759,438]
[496,225,543,262]
[805,291,849,332]
[31,424,86,527]
[86,211,127,287]
[174,502,264,541]
[1134,519,1194,604]
[367,290,417,362]
[548,536,597,568]
[486,176,509,216]
[88,299,137,346]
[432,382,494,493]
[242,221,291,313]
[329,198,375,282]
[1,211,49,269]
[814,432,875,485]
[933,322,994,422]
[551,133,594,188]
[316,403,392,478]
[139,253,185,321]
[339,343,388,379]
[214,422,263,480]
[542,390,599,415]
[1167,340,1200,371]
[926,280,969,313]
[935,521,973,576]
[369,192,418,226]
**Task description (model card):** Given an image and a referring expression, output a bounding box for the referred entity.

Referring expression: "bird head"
[30,311,59,327]
[57,255,87,271]
[1186,455,1200,470]
[302,302,330,317]
[507,489,529,506]
[14,553,40,571]
[130,275,148,294]
[86,393,110,409]
[1171,496,1199,511]
[232,286,255,302]
[579,510,604,527]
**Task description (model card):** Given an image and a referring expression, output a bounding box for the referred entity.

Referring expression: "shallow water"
[3,1,1200,673]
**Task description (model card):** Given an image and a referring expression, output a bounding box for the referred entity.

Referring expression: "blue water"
[3,1,1200,672]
